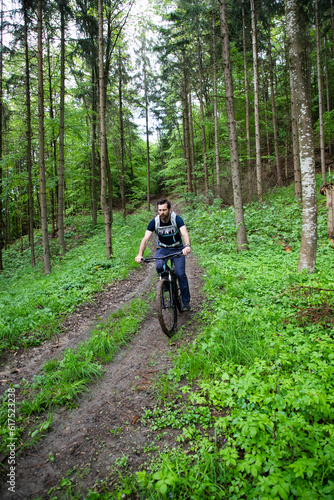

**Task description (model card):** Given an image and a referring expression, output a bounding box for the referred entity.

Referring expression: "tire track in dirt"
[0,250,204,499]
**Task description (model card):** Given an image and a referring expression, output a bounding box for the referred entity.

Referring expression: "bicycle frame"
[141,252,183,329]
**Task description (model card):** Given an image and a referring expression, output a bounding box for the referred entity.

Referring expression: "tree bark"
[144,66,150,212]
[250,0,262,203]
[98,0,112,259]
[286,0,317,272]
[0,1,4,271]
[242,0,252,203]
[268,15,282,187]
[331,0,334,58]
[182,55,192,193]
[189,92,196,194]
[46,34,57,239]
[23,3,35,267]
[289,64,302,202]
[58,1,66,254]
[324,36,332,156]
[212,10,220,197]
[219,0,248,251]
[91,64,98,226]
[119,54,126,218]
[315,0,326,182]
[38,0,51,274]
[197,35,209,198]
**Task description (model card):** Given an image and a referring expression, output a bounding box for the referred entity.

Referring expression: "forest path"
[0,209,205,499]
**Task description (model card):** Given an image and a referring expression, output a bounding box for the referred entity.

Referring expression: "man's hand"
[182,246,191,256]
[135,255,143,263]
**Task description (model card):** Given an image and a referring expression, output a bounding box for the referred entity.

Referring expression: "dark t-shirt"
[147,215,185,247]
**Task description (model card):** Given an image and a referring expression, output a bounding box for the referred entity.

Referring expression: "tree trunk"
[91,65,98,226]
[242,0,252,203]
[0,1,3,271]
[98,0,112,259]
[38,0,51,274]
[189,92,196,195]
[119,54,126,217]
[286,0,317,272]
[58,1,66,254]
[197,35,209,198]
[46,34,57,238]
[268,15,283,187]
[331,0,334,58]
[324,36,332,156]
[250,0,262,203]
[289,64,302,202]
[219,0,248,251]
[212,10,220,197]
[144,66,150,212]
[24,10,35,267]
[315,0,326,182]
[182,56,192,193]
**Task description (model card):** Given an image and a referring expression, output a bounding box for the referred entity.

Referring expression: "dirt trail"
[0,242,204,499]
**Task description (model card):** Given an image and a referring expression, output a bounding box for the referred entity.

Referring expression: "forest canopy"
[0,0,333,273]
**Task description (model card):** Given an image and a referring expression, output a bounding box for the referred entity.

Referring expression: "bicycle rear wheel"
[156,279,177,337]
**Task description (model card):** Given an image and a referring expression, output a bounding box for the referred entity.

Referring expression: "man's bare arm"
[180,226,191,255]
[135,230,153,263]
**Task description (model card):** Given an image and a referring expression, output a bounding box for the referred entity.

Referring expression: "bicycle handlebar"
[141,251,183,263]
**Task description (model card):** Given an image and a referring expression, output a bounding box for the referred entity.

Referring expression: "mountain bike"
[141,252,183,337]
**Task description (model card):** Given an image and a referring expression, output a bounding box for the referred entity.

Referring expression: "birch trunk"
[37,0,51,274]
[219,0,248,251]
[286,0,317,272]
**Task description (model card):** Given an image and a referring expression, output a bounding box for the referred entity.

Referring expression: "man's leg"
[154,247,168,274]
[172,253,190,305]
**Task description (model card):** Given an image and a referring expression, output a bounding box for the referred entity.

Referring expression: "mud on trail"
[0,245,205,499]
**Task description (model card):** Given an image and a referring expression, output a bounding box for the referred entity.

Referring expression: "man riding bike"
[135,199,191,311]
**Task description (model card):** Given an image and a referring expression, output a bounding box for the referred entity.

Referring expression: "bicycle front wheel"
[156,279,177,337]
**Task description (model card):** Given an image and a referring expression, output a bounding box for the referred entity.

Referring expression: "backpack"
[155,212,181,247]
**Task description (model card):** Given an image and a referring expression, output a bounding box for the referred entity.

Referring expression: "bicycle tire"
[156,279,177,337]
[174,278,182,313]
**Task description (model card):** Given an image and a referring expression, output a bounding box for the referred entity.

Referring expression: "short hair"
[157,199,171,209]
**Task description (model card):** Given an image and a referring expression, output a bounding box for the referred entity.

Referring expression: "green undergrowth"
[0,297,149,458]
[112,180,334,499]
[0,210,151,351]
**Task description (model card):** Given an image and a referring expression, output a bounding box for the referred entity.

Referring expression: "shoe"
[181,302,190,311]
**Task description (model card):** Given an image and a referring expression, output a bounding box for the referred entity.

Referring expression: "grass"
[0,297,149,456]
[110,176,334,499]
[0,209,151,351]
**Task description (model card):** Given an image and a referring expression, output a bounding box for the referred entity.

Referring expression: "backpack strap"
[155,212,180,247]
